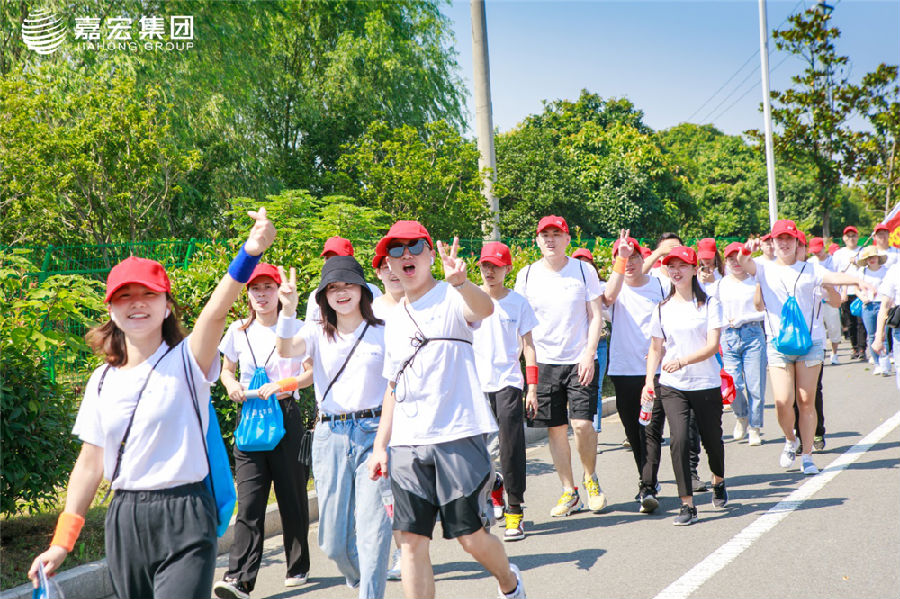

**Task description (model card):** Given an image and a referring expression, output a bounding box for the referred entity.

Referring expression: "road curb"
[1,397,616,599]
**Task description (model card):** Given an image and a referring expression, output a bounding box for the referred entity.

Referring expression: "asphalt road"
[216,347,899,599]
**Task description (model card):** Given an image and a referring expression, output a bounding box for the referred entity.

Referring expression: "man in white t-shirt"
[305,237,382,323]
[368,221,525,599]
[872,263,900,390]
[872,224,900,269]
[832,226,865,359]
[513,216,611,517]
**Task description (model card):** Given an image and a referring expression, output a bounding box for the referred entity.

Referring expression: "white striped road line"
[653,409,900,599]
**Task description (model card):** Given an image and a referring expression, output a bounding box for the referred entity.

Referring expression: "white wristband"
[276,313,299,338]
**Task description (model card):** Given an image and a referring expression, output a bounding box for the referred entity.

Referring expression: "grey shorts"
[390,435,494,539]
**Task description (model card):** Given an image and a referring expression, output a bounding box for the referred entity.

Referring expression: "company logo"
[21,9,66,55]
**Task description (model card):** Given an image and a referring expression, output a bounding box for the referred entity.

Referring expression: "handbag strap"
[102,344,177,500]
[321,322,371,403]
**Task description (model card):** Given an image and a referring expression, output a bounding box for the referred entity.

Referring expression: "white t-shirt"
[859,266,889,303]
[877,264,900,304]
[305,284,383,323]
[372,296,400,320]
[299,320,387,414]
[808,255,835,271]
[650,297,725,391]
[219,320,304,385]
[72,338,220,491]
[832,246,862,295]
[513,258,602,364]
[472,291,539,393]
[698,269,723,293]
[608,276,671,377]
[707,275,764,328]
[756,261,827,342]
[382,282,498,446]
[882,247,900,269]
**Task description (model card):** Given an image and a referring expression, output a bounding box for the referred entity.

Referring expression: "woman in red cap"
[642,246,728,526]
[738,221,875,476]
[29,210,276,598]
[696,238,724,289]
[213,264,311,599]
[832,226,866,359]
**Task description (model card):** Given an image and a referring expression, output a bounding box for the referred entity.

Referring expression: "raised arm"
[274,266,308,358]
[438,237,493,323]
[601,229,633,306]
[190,209,275,374]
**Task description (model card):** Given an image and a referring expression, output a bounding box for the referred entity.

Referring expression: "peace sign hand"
[616,229,634,259]
[436,237,468,287]
[277,265,299,316]
[244,207,276,256]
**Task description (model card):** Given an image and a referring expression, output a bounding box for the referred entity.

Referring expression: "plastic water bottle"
[639,390,654,427]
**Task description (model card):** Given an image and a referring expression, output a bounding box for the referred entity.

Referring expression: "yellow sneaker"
[583,475,607,512]
[549,488,582,517]
[504,512,525,541]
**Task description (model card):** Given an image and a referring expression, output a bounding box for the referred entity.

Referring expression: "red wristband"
[525,366,539,385]
[278,377,299,393]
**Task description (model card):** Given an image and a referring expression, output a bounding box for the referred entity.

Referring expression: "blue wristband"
[228,245,261,283]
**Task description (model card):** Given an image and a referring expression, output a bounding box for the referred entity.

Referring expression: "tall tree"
[856,64,900,217]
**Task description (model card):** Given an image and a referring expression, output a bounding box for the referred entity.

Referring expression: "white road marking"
[653,410,900,599]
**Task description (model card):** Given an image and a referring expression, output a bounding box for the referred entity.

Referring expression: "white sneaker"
[748,427,762,446]
[801,454,819,475]
[498,563,526,599]
[284,572,309,587]
[733,418,748,441]
[868,355,877,365]
[873,364,885,376]
[879,355,892,376]
[779,437,800,468]
[386,548,402,581]
[830,353,840,365]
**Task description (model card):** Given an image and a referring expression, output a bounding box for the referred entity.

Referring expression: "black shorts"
[533,362,599,427]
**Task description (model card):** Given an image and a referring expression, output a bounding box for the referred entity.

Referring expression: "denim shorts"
[766,339,825,368]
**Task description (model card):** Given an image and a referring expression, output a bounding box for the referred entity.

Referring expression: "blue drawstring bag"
[235,366,285,452]
[849,297,863,317]
[204,401,236,537]
[775,295,813,355]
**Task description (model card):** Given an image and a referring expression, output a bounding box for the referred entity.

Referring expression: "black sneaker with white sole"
[214,578,251,599]
[712,482,728,508]
[673,504,698,526]
[639,489,659,513]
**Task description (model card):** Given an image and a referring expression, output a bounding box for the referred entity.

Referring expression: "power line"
[708,52,794,124]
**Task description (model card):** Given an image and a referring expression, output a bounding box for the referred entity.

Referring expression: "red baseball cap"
[536,215,569,235]
[723,242,748,258]
[771,219,802,241]
[828,242,839,255]
[843,226,859,235]
[797,230,807,246]
[696,238,717,261]
[612,236,641,257]
[639,246,653,258]
[479,242,512,267]
[374,220,434,257]
[571,248,594,262]
[662,246,697,266]
[760,233,772,242]
[372,250,387,270]
[874,223,891,234]
[321,236,354,257]
[105,256,171,303]
[247,263,281,286]
[808,237,825,254]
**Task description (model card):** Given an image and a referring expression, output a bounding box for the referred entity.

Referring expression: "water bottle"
[639,390,654,427]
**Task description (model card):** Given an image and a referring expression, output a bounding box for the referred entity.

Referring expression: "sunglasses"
[387,238,428,258]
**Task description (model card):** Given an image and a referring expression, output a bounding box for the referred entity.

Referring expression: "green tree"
[856,64,900,217]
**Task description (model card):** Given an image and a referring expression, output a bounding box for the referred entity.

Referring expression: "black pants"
[486,386,527,506]
[106,482,217,599]
[841,296,866,353]
[227,398,310,590]
[794,365,826,441]
[659,385,725,498]
[611,375,665,490]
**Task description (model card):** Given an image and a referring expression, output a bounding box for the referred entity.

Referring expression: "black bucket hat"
[315,255,372,303]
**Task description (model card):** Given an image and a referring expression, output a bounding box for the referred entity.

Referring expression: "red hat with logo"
[723,242,749,258]
[247,263,281,286]
[105,256,171,303]
[572,248,594,262]
[662,246,697,266]
[612,236,641,257]
[374,220,434,257]
[771,219,802,241]
[828,242,839,255]
[808,237,825,254]
[696,238,718,261]
[321,236,354,257]
[874,223,891,234]
[479,242,512,267]
[536,215,569,235]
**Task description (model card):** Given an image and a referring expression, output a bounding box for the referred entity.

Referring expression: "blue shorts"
[766,339,825,368]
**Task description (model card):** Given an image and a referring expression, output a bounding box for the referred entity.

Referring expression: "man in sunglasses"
[514,215,608,517]
[367,221,526,599]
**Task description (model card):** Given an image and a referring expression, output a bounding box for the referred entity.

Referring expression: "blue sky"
[442,0,900,136]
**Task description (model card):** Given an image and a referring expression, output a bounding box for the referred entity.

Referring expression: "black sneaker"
[712,482,728,508]
[673,504,698,526]
[691,475,709,493]
[639,488,659,513]
[214,578,251,599]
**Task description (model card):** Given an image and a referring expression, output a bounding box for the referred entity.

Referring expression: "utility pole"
[471,0,500,241]
[758,0,778,228]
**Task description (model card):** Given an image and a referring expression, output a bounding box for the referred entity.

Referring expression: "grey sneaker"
[673,504,698,526]
[692,474,709,493]
[712,482,728,508]
[386,548,402,581]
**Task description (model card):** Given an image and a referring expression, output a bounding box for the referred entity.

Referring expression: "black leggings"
[659,385,725,498]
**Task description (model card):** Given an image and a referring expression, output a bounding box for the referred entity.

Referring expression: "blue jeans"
[722,323,767,429]
[593,338,609,432]
[861,301,882,360]
[312,417,392,599]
